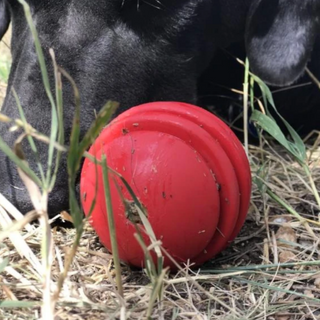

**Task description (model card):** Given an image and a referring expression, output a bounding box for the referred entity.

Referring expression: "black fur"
[0,0,224,215]
[0,0,10,38]
[246,0,320,86]
[198,40,320,138]
[1,0,320,215]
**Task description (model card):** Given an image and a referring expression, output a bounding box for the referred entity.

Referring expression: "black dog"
[0,0,319,215]
[199,38,320,138]
[246,0,320,86]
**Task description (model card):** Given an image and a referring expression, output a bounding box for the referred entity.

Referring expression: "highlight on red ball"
[80,101,251,270]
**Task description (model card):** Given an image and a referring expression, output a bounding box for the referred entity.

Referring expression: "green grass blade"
[0,257,9,273]
[58,68,83,229]
[0,135,42,186]
[234,276,320,303]
[46,99,59,187]
[276,116,306,162]
[251,110,305,163]
[252,163,268,194]
[77,100,118,160]
[17,0,59,189]
[48,50,65,191]
[250,73,276,111]
[17,0,54,105]
[59,68,81,171]
[60,68,117,228]
[243,58,250,155]
[250,72,306,162]
[0,301,41,308]
[250,110,290,150]
[101,154,124,297]
[0,60,10,83]
[11,88,45,183]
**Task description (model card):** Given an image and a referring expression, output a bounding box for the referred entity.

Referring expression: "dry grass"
[0,135,320,319]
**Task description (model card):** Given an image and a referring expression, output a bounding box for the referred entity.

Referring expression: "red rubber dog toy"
[81,102,251,269]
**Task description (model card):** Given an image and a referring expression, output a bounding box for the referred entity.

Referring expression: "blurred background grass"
[0,27,11,106]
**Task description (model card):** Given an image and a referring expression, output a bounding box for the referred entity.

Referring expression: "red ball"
[80,102,251,269]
